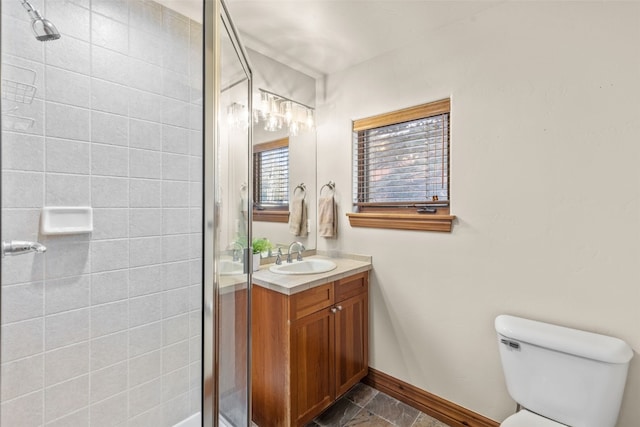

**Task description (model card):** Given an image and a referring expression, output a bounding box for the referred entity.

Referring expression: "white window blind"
[254,139,289,208]
[352,102,450,209]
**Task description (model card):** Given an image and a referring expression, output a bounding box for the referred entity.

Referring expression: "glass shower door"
[203,0,252,426]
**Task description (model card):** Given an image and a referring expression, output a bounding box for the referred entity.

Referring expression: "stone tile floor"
[305,383,450,427]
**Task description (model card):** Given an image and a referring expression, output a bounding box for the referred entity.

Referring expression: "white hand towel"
[318,196,337,238]
[289,197,308,236]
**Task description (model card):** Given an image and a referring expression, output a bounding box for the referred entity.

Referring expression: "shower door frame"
[203,0,253,425]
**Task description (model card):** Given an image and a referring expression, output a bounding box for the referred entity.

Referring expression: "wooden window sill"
[346,212,455,232]
[253,210,290,223]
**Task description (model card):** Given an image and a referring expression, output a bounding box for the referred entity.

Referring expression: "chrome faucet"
[1,240,47,257]
[286,241,305,263]
[274,248,283,265]
[228,241,243,262]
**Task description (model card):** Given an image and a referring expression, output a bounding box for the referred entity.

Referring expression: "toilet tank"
[495,315,633,427]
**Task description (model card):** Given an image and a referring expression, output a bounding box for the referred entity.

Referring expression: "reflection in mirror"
[247,49,318,253]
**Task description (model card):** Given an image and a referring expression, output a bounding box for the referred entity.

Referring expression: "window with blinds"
[352,99,450,214]
[253,138,289,211]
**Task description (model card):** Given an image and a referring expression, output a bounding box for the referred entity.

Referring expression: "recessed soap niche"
[41,207,93,235]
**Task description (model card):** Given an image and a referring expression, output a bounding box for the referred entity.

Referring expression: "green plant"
[252,237,272,254]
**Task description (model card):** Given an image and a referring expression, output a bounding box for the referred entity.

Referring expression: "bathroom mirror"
[246,49,318,253]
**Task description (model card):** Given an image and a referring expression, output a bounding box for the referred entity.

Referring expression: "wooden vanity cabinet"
[252,271,369,427]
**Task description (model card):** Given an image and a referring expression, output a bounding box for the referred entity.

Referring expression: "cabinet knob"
[336,305,343,311]
[330,307,337,314]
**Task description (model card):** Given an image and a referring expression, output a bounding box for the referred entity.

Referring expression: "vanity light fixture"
[254,89,315,136]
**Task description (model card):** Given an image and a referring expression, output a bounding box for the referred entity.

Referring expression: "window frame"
[253,137,290,223]
[347,99,455,232]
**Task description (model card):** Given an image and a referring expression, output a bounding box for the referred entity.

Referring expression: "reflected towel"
[289,197,308,236]
[318,196,337,238]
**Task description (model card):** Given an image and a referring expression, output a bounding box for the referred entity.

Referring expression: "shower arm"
[20,0,44,20]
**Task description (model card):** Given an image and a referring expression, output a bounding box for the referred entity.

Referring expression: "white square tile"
[129,322,161,357]
[91,79,129,116]
[44,308,89,350]
[129,208,162,237]
[92,0,129,23]
[45,173,91,206]
[92,176,129,207]
[129,293,162,328]
[129,237,162,268]
[162,314,189,346]
[162,208,190,235]
[130,149,162,179]
[45,35,91,74]
[90,361,127,403]
[189,335,201,363]
[91,111,128,146]
[1,282,44,324]
[162,153,189,181]
[129,88,163,123]
[0,390,43,427]
[129,350,161,387]
[162,125,189,154]
[162,341,189,374]
[162,261,190,291]
[91,239,129,273]
[45,102,90,141]
[162,235,190,263]
[162,97,189,128]
[91,143,129,177]
[90,300,128,338]
[44,275,90,315]
[129,265,162,297]
[128,378,161,418]
[0,318,44,362]
[162,366,189,402]
[188,285,202,313]
[162,181,189,207]
[92,13,128,54]
[44,375,89,423]
[92,45,129,86]
[162,69,190,102]
[189,156,202,182]
[0,354,44,401]
[44,408,89,427]
[91,269,129,305]
[89,391,128,427]
[162,392,190,427]
[129,28,163,66]
[1,171,44,208]
[1,133,44,172]
[130,179,162,207]
[44,341,89,387]
[92,208,129,240]
[189,309,201,338]
[45,138,91,174]
[90,330,128,370]
[45,67,91,108]
[130,119,161,151]
[129,57,162,94]
[44,239,90,280]
[0,250,45,286]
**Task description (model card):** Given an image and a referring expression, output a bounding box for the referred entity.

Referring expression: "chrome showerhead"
[20,0,61,42]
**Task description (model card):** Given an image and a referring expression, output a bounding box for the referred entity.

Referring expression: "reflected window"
[253,137,290,222]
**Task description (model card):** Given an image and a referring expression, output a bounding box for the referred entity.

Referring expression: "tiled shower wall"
[1,0,203,425]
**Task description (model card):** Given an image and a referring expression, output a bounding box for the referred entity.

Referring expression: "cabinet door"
[291,307,335,426]
[334,292,369,397]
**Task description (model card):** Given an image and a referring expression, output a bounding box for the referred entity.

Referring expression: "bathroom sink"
[269,259,337,275]
[219,259,244,276]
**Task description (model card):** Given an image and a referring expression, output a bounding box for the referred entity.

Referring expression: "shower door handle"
[1,240,47,257]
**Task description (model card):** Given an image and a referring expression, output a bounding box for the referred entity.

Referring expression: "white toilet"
[495,314,633,427]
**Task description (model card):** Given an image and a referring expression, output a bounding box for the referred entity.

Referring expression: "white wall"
[316,1,640,424]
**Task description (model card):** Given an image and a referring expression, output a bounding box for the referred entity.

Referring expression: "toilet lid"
[501,409,568,427]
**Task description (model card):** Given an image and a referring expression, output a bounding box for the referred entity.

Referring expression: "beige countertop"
[252,254,372,295]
